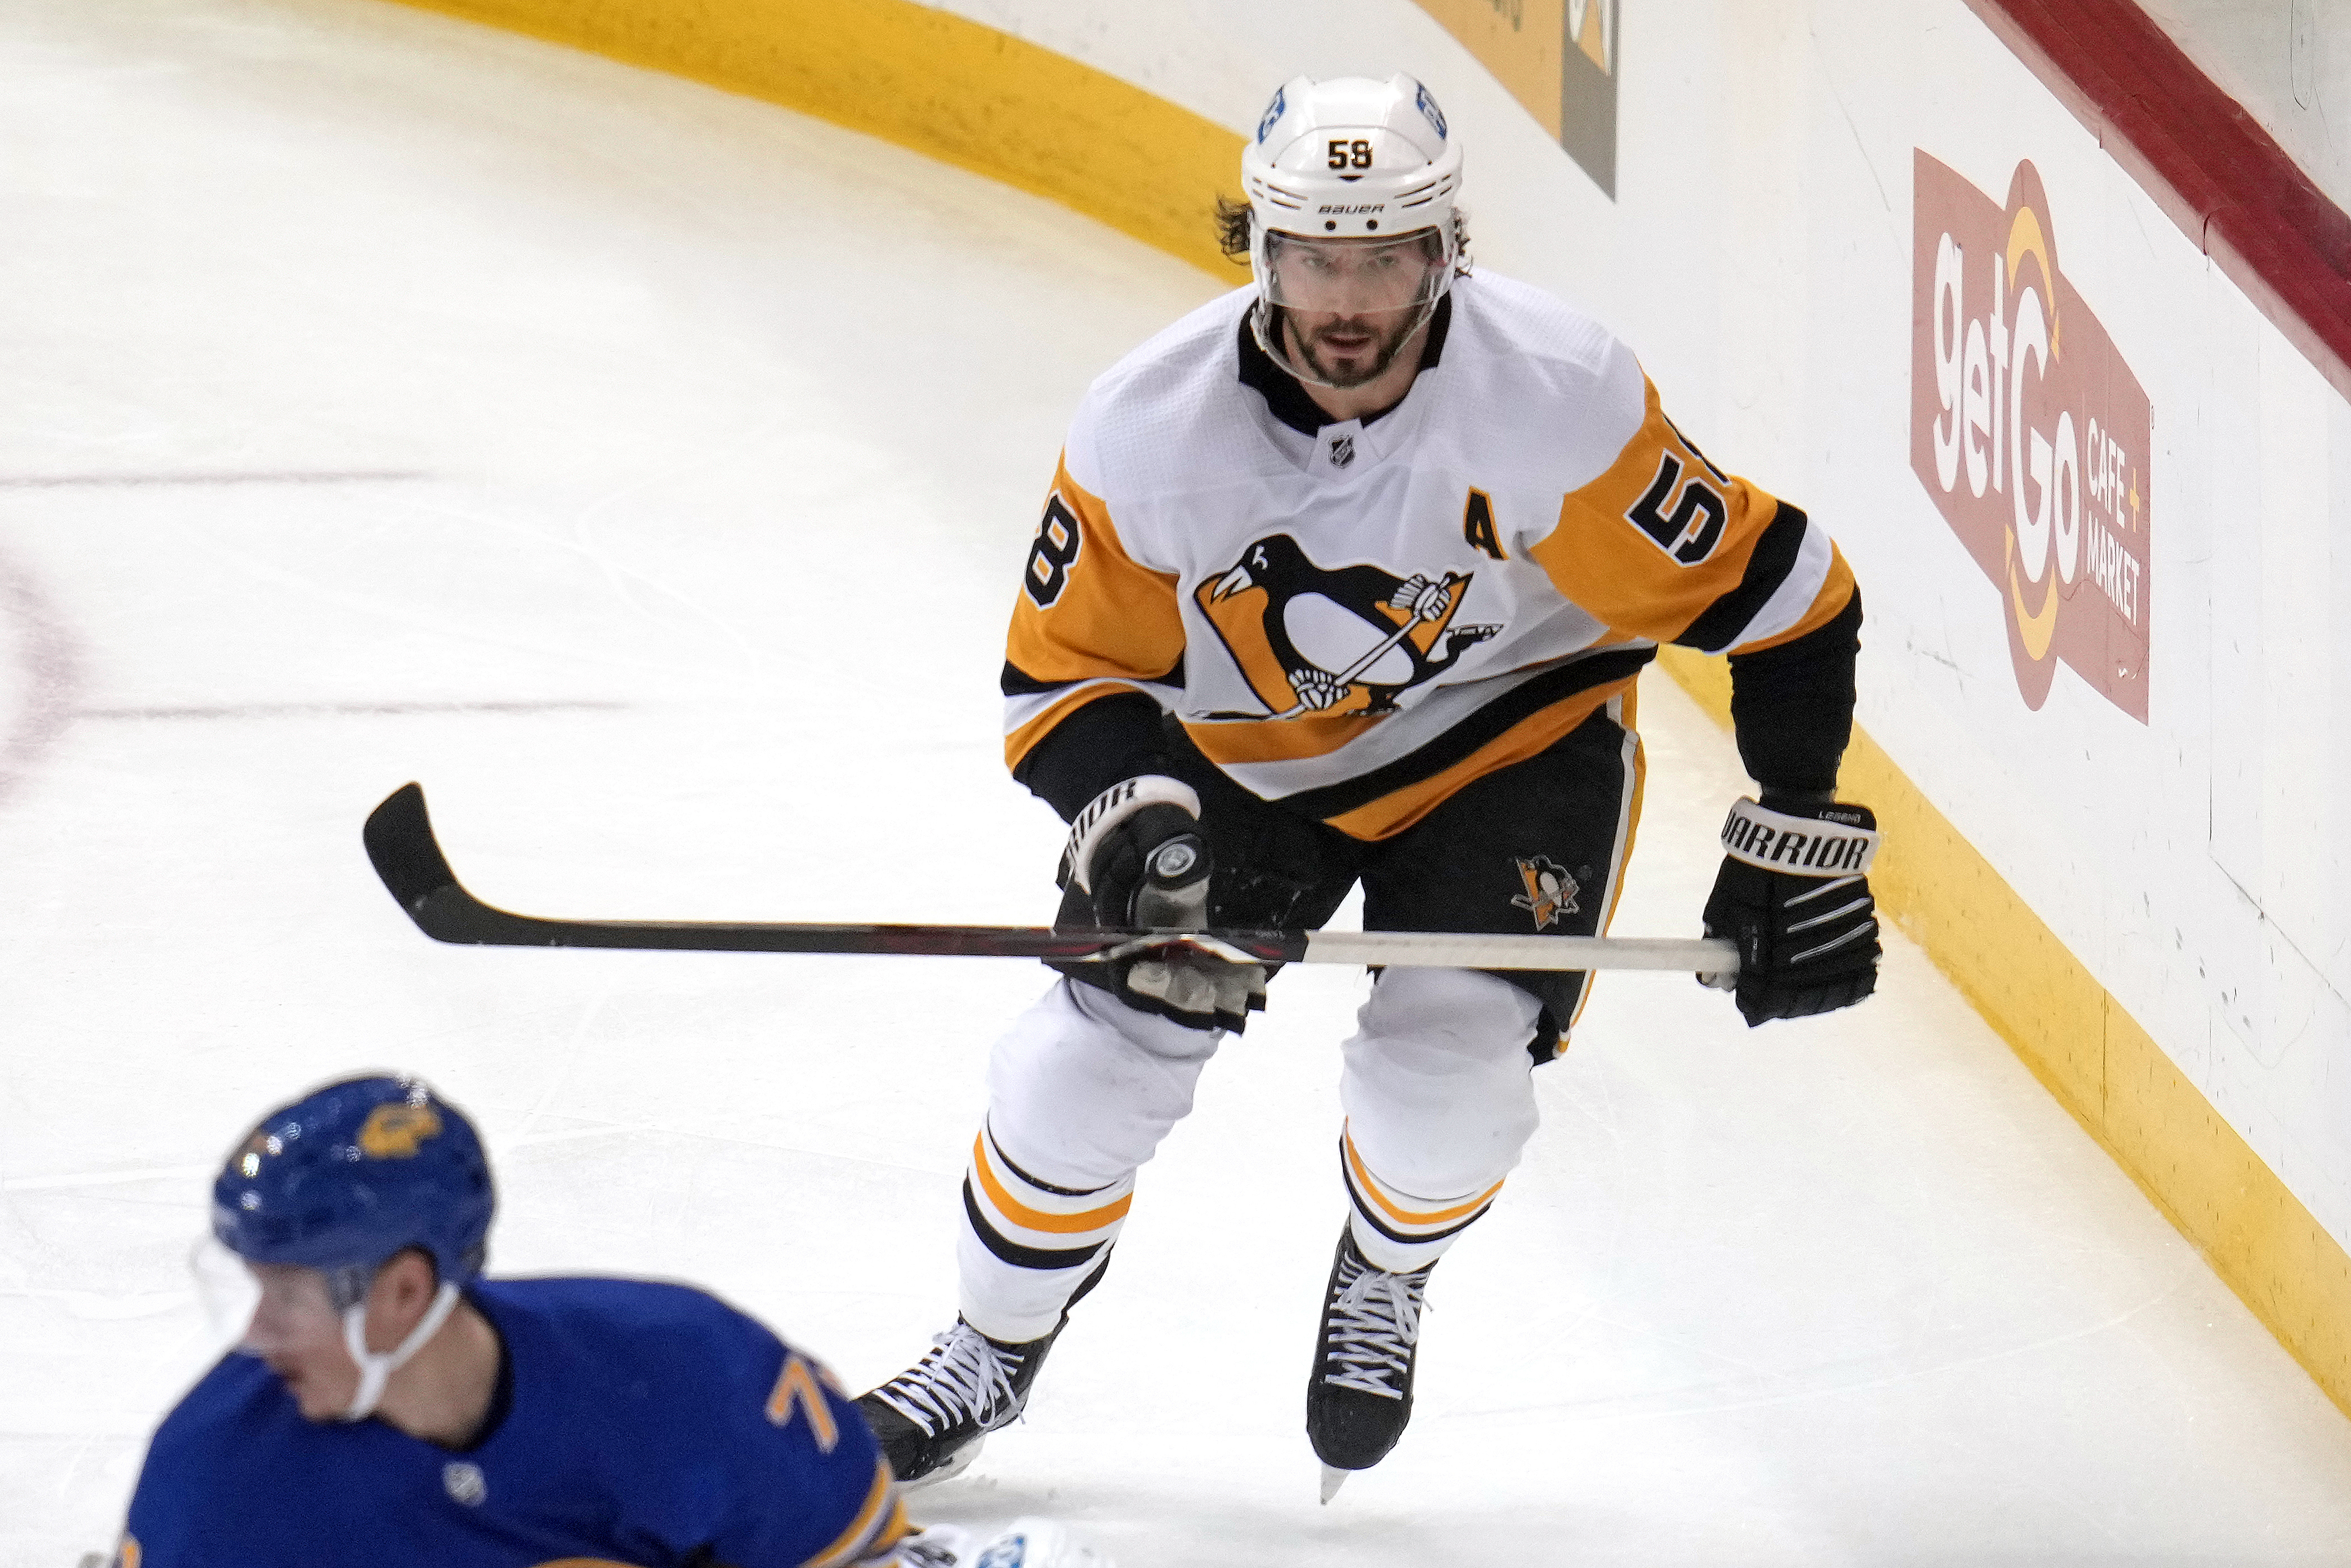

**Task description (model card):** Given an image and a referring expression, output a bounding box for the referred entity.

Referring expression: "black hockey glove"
[1049,776,1267,1032]
[1701,795,1881,1028]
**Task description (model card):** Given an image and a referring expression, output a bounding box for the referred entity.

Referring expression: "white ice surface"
[4,2,2351,1564]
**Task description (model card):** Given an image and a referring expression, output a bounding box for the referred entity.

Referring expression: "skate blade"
[1319,1465,1351,1504]
[909,1435,985,1490]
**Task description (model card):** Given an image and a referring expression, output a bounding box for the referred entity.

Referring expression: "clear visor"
[191,1238,363,1356]
[1256,229,1449,318]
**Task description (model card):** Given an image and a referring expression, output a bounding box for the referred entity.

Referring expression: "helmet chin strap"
[338,1280,462,1421]
[1249,297,1441,392]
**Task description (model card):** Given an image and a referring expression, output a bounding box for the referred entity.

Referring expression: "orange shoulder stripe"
[1001,458,1183,778]
[1003,458,1184,690]
[1525,378,1786,645]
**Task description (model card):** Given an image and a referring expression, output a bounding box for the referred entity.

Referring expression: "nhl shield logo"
[1511,856,1579,931]
[1327,434,1356,469]
[443,1460,487,1506]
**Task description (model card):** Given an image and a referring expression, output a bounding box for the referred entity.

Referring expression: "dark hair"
[1215,194,1255,264]
[1214,194,1471,274]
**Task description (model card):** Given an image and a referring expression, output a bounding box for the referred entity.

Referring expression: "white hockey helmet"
[1240,74,1463,383]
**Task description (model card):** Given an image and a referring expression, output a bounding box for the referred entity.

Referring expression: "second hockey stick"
[362,783,1738,974]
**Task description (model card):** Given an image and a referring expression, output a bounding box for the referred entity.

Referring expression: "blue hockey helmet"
[211,1075,494,1293]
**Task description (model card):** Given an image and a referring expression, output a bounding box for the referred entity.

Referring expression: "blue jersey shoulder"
[124,1277,896,1568]
[126,1353,413,1562]
[476,1276,795,1431]
[478,1278,896,1565]
[140,1351,292,1480]
[481,1275,779,1368]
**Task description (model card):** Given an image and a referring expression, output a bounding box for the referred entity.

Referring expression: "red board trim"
[1963,0,2351,403]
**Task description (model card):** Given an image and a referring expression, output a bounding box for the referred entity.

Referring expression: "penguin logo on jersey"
[1197,534,1498,719]
[1511,856,1580,930]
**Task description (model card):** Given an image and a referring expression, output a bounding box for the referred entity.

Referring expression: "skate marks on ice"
[915,1468,1467,1568]
[2,0,2349,1565]
[0,538,82,810]
[0,470,430,489]
[75,699,628,722]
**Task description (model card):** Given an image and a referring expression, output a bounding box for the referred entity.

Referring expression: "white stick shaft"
[1299,931,1736,972]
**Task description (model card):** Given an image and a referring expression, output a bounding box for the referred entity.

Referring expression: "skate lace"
[872,1322,1020,1437]
[1322,1251,1429,1399]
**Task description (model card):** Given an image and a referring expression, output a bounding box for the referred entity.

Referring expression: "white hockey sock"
[957,1121,1134,1343]
[1339,1124,1505,1272]
[1335,968,1544,1272]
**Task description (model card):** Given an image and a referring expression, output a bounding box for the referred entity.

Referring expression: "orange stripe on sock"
[970,1133,1133,1235]
[1342,1130,1504,1228]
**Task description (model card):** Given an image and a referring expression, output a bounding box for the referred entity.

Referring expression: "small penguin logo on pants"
[1511,856,1579,930]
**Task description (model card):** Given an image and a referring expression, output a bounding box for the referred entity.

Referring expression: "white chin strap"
[339,1280,461,1421]
[1249,296,1441,391]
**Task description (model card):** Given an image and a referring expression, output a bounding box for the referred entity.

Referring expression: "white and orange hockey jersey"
[1002,272,1856,840]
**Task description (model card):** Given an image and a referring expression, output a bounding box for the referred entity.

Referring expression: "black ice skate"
[858,1317,1060,1485]
[1306,1227,1434,1502]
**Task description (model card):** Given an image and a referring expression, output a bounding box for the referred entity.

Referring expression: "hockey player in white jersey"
[857,74,1882,1499]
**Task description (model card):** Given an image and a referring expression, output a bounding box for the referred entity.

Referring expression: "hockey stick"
[1266,578,1457,720]
[362,783,1738,974]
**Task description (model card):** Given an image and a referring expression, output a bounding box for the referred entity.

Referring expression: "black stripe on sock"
[962,1179,1107,1272]
[1338,1155,1492,1250]
[985,1125,1116,1199]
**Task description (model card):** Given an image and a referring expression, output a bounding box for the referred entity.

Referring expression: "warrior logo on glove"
[1197,534,1498,719]
[1702,796,1883,1028]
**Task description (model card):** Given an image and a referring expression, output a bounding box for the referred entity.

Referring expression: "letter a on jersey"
[1197,534,1498,719]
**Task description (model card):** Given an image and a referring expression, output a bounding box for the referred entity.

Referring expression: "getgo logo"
[1909,152,2151,720]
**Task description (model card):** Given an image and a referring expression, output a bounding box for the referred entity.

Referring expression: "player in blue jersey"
[113,1075,1108,1568]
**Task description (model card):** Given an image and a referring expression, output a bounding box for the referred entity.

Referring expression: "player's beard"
[1281,306,1425,389]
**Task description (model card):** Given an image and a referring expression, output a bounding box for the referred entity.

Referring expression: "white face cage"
[1240,73,1463,387]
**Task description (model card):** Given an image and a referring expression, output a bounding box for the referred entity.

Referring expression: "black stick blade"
[359,782,1297,959]
[362,782,543,945]
[364,782,456,917]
